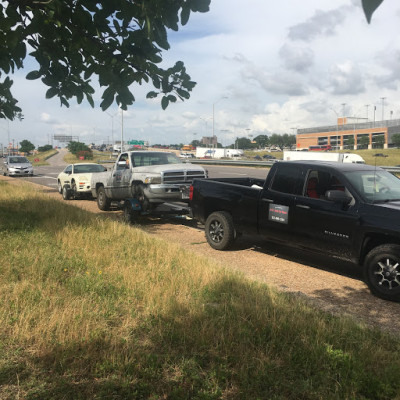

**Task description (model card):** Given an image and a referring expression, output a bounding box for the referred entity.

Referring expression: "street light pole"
[380,97,386,121]
[212,96,228,149]
[121,109,124,152]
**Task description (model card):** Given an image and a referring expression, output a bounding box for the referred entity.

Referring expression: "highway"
[12,152,271,191]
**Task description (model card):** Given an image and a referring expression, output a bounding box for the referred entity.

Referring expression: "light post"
[106,110,118,151]
[121,109,124,152]
[212,96,228,149]
[341,103,347,122]
[380,97,386,121]
[220,129,230,148]
[330,108,339,150]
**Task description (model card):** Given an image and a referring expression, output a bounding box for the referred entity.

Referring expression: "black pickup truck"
[190,161,400,301]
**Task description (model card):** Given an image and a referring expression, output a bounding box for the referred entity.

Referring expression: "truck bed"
[190,177,265,233]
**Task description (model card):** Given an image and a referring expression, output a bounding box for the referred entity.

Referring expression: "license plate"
[180,187,189,199]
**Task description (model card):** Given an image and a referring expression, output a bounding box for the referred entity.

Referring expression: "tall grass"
[0,180,400,399]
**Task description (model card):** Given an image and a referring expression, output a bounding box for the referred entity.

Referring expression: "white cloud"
[3,0,400,147]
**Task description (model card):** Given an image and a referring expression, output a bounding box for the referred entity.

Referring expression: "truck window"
[270,164,302,195]
[304,169,353,203]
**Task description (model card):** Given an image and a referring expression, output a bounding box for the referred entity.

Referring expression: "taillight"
[189,185,194,201]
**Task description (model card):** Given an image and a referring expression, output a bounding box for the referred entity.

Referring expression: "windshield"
[74,164,106,173]
[131,152,182,167]
[9,157,29,163]
[344,169,400,203]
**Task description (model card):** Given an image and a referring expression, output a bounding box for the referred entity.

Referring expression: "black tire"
[62,184,72,200]
[71,181,79,199]
[364,244,400,302]
[57,180,63,194]
[96,186,111,211]
[123,200,140,224]
[205,211,236,250]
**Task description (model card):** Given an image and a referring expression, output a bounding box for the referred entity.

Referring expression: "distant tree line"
[190,133,296,150]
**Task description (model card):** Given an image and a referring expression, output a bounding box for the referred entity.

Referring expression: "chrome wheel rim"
[209,220,224,243]
[374,257,400,290]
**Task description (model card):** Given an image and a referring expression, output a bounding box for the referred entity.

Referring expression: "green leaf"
[181,6,190,26]
[100,88,115,111]
[60,97,70,107]
[161,96,169,110]
[146,91,158,99]
[362,0,384,23]
[45,87,58,99]
[26,70,41,80]
[86,93,95,108]
[177,88,190,99]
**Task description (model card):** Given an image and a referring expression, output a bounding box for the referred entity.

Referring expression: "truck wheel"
[57,181,63,194]
[97,186,111,211]
[364,244,400,302]
[205,211,235,250]
[134,184,150,211]
[62,184,72,200]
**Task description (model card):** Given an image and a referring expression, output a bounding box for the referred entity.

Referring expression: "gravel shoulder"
[2,162,400,337]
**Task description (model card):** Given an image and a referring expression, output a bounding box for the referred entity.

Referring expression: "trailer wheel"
[364,244,400,302]
[205,211,236,250]
[97,186,111,211]
[123,200,140,224]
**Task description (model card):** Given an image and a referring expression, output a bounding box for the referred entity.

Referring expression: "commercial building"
[296,117,400,150]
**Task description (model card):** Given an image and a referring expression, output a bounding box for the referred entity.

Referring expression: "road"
[16,149,270,191]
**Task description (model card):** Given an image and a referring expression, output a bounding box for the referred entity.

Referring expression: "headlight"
[144,176,161,184]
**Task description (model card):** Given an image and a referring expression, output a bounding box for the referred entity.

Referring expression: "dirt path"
[2,159,400,337]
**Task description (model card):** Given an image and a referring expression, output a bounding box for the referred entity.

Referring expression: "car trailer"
[122,198,192,224]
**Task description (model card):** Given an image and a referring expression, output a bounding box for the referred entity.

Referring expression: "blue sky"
[2,0,400,148]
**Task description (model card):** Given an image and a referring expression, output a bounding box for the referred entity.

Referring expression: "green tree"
[19,139,35,153]
[190,139,202,148]
[374,135,385,148]
[391,133,400,147]
[38,144,53,152]
[358,136,370,149]
[254,135,270,148]
[345,135,355,149]
[67,141,91,156]
[0,0,210,120]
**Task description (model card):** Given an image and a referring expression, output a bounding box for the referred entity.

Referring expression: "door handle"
[296,204,310,209]
[262,198,274,203]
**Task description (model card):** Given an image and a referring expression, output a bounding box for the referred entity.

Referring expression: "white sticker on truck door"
[268,204,289,224]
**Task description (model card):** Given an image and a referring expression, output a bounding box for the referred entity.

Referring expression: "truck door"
[293,168,359,260]
[111,153,131,199]
[258,163,305,243]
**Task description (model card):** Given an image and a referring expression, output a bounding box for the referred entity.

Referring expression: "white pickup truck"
[91,151,207,211]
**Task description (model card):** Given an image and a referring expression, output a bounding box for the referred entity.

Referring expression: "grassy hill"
[0,180,399,399]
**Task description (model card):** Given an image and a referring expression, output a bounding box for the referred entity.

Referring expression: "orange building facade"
[296,118,400,150]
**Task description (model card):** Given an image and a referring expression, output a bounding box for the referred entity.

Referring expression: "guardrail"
[98,157,400,172]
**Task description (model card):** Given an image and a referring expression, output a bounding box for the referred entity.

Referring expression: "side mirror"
[325,190,352,205]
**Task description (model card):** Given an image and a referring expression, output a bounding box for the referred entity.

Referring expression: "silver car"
[2,156,34,176]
